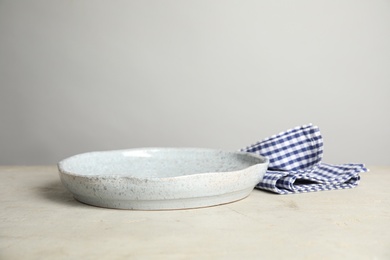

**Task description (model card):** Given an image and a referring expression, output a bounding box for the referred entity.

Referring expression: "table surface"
[1,166,389,259]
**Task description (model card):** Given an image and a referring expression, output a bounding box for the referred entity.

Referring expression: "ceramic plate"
[58,148,268,210]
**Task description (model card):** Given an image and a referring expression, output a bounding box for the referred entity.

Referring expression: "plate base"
[73,188,254,210]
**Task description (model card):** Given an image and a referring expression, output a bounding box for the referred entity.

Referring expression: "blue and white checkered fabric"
[241,124,368,194]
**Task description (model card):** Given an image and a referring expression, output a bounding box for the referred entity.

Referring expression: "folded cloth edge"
[241,124,368,194]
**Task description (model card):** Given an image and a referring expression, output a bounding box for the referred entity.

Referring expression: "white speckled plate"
[57,148,269,210]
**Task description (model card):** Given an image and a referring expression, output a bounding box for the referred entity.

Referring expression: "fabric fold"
[241,124,368,194]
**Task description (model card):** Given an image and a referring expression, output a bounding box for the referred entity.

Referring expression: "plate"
[57,148,268,210]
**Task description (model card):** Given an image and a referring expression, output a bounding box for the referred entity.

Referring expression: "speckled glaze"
[58,148,269,210]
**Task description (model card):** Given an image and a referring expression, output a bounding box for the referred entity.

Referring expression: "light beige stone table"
[1,166,389,259]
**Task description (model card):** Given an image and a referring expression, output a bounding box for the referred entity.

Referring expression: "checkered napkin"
[241,124,368,194]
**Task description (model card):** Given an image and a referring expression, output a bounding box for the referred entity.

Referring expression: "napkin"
[241,124,368,194]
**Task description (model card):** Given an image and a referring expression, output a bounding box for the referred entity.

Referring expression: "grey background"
[1,0,389,166]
